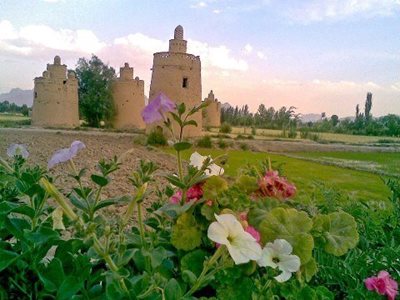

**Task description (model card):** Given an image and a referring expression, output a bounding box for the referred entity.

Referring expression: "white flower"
[208,214,262,264]
[7,144,29,158]
[48,140,85,169]
[190,152,224,177]
[257,239,301,282]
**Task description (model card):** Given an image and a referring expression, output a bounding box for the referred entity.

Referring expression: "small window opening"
[182,77,188,88]
[34,92,38,98]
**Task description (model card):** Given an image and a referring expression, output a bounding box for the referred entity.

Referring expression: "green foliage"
[196,135,213,148]
[75,55,116,127]
[259,207,314,264]
[147,127,167,146]
[312,212,359,256]
[171,213,202,251]
[202,176,228,199]
[219,122,232,133]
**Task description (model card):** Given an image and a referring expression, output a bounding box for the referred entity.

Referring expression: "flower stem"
[184,246,225,297]
[177,150,184,181]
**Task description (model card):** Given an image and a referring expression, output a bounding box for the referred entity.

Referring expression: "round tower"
[203,90,221,128]
[31,56,79,128]
[112,62,145,130]
[148,25,202,137]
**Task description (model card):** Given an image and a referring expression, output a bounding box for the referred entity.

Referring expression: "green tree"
[364,92,372,122]
[330,115,339,127]
[75,55,116,127]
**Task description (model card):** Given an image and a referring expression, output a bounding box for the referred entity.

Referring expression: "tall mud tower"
[112,63,145,129]
[203,90,221,128]
[149,25,202,137]
[31,56,79,128]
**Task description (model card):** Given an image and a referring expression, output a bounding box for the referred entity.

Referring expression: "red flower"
[258,170,296,200]
[169,183,204,204]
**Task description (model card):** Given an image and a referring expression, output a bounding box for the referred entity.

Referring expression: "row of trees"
[221,104,298,130]
[0,101,29,116]
[222,93,400,137]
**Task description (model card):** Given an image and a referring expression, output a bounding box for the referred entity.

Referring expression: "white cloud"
[257,51,266,60]
[188,39,248,71]
[191,1,207,8]
[391,82,400,91]
[244,43,253,54]
[111,32,248,72]
[0,20,18,40]
[213,9,222,14]
[0,20,105,57]
[286,0,400,23]
[114,33,167,54]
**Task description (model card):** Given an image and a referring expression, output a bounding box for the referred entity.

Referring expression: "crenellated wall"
[31,56,79,128]
[203,90,221,128]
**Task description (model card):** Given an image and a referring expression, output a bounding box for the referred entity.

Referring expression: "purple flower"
[141,93,176,124]
[7,144,29,159]
[48,141,85,169]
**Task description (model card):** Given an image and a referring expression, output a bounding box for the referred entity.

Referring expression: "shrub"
[251,127,257,135]
[147,127,167,146]
[196,135,213,148]
[219,122,232,134]
[300,127,310,139]
[218,138,228,149]
[239,142,249,150]
[236,134,245,140]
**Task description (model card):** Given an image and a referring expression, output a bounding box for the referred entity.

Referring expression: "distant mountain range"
[0,88,33,107]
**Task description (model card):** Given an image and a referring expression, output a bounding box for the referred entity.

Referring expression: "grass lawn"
[289,151,400,177]
[208,126,400,144]
[0,113,30,127]
[166,148,392,211]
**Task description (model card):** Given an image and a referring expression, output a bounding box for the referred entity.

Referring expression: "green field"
[288,151,400,177]
[209,126,400,144]
[0,113,30,127]
[167,148,392,212]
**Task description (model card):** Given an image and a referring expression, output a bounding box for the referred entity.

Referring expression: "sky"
[0,0,399,117]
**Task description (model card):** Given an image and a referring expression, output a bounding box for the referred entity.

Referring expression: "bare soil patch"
[0,128,177,211]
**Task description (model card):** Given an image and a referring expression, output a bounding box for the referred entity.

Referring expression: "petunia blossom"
[169,183,204,204]
[190,152,224,177]
[258,170,296,200]
[7,144,29,159]
[365,271,398,300]
[257,239,301,282]
[141,93,176,124]
[208,214,262,264]
[48,140,86,169]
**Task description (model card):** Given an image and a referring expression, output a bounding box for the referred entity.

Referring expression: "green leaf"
[165,175,186,189]
[182,270,197,285]
[24,226,59,245]
[235,175,259,194]
[177,102,186,115]
[180,249,208,277]
[203,176,228,200]
[57,276,83,300]
[183,120,198,127]
[259,207,314,264]
[0,249,19,271]
[170,112,183,126]
[173,142,192,152]
[165,278,183,300]
[90,174,109,187]
[38,257,65,292]
[313,211,359,256]
[69,191,88,211]
[301,257,317,282]
[171,213,202,251]
[201,203,218,221]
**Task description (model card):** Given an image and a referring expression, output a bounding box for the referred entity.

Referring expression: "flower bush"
[0,94,398,299]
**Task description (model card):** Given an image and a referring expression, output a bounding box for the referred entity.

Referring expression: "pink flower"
[365,271,398,300]
[169,183,204,204]
[245,226,261,244]
[205,200,213,206]
[170,190,182,204]
[258,170,296,200]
